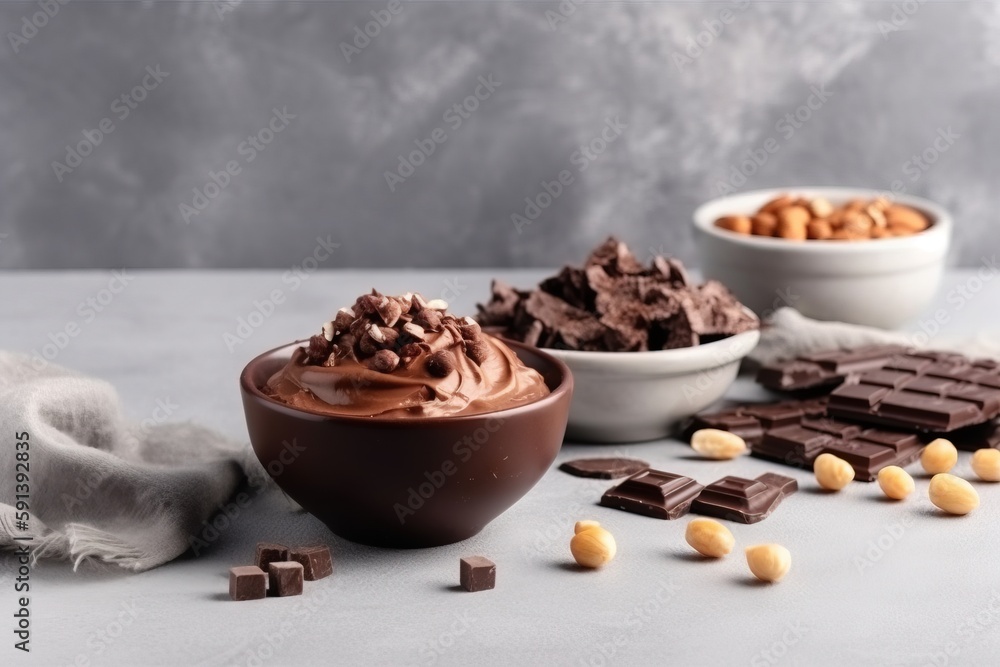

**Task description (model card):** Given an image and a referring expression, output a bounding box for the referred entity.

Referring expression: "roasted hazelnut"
[465,337,490,365]
[354,293,381,317]
[414,308,443,331]
[333,308,355,334]
[426,350,455,377]
[458,316,482,340]
[375,297,403,327]
[306,334,331,363]
[367,349,400,374]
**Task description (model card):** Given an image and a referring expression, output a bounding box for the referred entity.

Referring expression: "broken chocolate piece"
[459,556,496,592]
[229,566,267,601]
[290,545,333,581]
[691,473,797,524]
[558,457,650,479]
[254,542,289,572]
[600,469,704,519]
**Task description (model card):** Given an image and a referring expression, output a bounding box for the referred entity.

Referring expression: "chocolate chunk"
[585,237,646,276]
[826,351,1000,432]
[459,556,496,592]
[757,345,910,392]
[600,469,704,519]
[539,267,595,310]
[229,566,267,601]
[691,473,797,524]
[426,350,455,377]
[558,457,650,479]
[289,546,333,581]
[687,399,924,481]
[254,542,289,572]
[524,290,608,350]
[268,561,304,597]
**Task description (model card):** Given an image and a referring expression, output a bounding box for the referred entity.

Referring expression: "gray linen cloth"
[0,352,249,572]
[749,308,1000,366]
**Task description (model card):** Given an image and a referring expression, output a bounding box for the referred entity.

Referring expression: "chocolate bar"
[687,400,924,481]
[559,457,650,479]
[459,556,496,592]
[684,399,828,446]
[691,472,798,524]
[757,345,908,392]
[826,351,1000,432]
[600,470,704,519]
[759,348,1000,433]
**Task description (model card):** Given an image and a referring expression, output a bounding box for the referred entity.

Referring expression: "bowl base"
[322,522,484,549]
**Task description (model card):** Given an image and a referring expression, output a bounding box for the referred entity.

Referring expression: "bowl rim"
[239,337,573,425]
[692,186,952,253]
[541,320,761,375]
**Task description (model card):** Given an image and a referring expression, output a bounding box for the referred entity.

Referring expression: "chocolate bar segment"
[459,556,496,592]
[757,345,908,392]
[559,457,650,479]
[691,473,798,524]
[229,566,267,601]
[687,400,924,481]
[290,546,333,581]
[600,469,704,519]
[827,351,1000,432]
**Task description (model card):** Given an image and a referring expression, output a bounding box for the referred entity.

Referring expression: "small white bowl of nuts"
[693,187,952,329]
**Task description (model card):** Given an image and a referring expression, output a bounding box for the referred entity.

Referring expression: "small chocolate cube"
[290,546,333,581]
[268,561,304,597]
[460,556,496,592]
[229,566,267,601]
[255,542,289,572]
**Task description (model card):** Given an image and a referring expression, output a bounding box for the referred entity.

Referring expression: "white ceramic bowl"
[693,187,952,329]
[545,324,760,443]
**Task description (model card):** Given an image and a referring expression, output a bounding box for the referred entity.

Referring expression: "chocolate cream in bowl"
[265,291,549,419]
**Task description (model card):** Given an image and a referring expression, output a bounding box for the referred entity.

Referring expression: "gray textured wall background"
[0,1,997,269]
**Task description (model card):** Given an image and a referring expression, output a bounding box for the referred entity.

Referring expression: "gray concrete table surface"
[2,269,1000,667]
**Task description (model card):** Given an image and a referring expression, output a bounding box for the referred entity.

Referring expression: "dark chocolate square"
[290,546,333,581]
[268,561,304,597]
[691,473,797,524]
[460,556,496,592]
[600,469,704,520]
[229,566,267,601]
[254,542,289,572]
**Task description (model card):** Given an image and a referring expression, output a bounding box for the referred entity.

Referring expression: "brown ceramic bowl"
[240,339,573,548]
